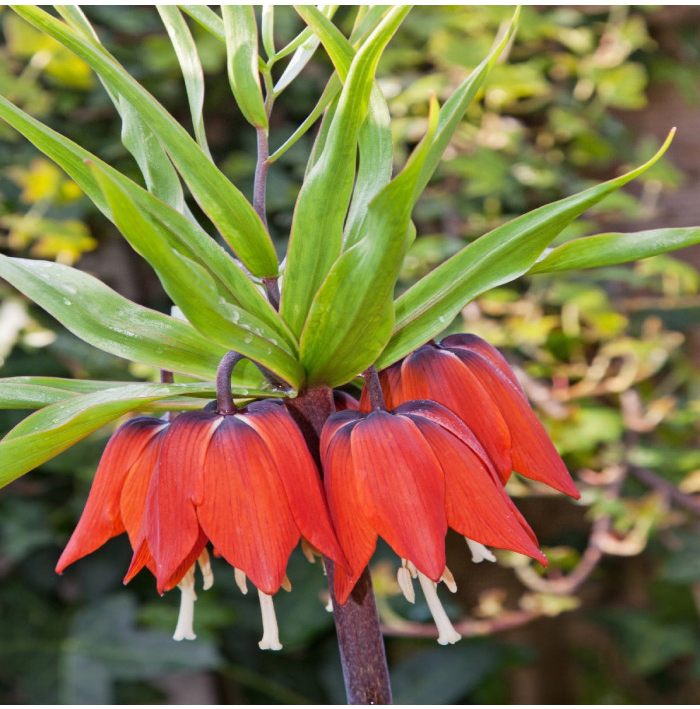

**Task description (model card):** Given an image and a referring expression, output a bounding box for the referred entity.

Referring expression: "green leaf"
[0,95,296,349]
[179,4,224,41]
[0,255,228,381]
[222,6,268,129]
[378,130,676,368]
[0,370,274,410]
[13,5,278,277]
[0,382,234,488]
[0,377,124,409]
[293,5,394,251]
[414,7,520,203]
[529,227,700,274]
[55,5,189,214]
[157,5,212,157]
[267,6,388,164]
[90,164,304,388]
[272,6,338,95]
[300,95,439,387]
[280,6,410,337]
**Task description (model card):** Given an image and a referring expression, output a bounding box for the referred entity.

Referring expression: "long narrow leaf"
[0,255,229,381]
[529,227,700,274]
[222,6,268,129]
[179,5,224,42]
[0,95,296,349]
[273,6,338,95]
[157,5,212,157]
[0,377,218,410]
[55,5,189,214]
[300,95,439,387]
[13,5,278,277]
[378,131,677,368]
[280,6,410,337]
[0,382,263,488]
[414,7,519,204]
[294,5,393,250]
[91,164,304,387]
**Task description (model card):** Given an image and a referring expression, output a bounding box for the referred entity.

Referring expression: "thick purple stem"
[216,351,244,415]
[362,366,386,412]
[285,386,393,705]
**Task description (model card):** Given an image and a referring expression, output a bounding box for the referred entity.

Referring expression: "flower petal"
[321,416,377,604]
[137,411,220,592]
[397,345,514,481]
[451,349,579,498]
[120,426,167,546]
[55,417,166,573]
[196,416,299,595]
[241,401,349,570]
[413,416,546,564]
[351,411,447,582]
[441,333,525,393]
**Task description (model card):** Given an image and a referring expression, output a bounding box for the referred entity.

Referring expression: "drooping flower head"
[362,334,580,498]
[321,399,546,644]
[57,395,347,649]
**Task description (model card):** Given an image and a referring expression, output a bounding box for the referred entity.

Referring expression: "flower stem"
[216,351,244,415]
[285,386,393,705]
[362,366,387,412]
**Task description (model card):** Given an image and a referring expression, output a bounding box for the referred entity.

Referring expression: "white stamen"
[197,548,214,590]
[325,598,334,613]
[440,565,458,593]
[234,567,248,594]
[173,565,197,641]
[257,590,283,651]
[417,571,462,646]
[465,538,497,563]
[397,565,416,603]
[281,574,292,592]
[404,559,418,578]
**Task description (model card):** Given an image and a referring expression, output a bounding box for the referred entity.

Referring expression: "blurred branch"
[630,466,700,516]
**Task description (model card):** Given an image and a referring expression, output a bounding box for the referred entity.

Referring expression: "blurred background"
[0,6,698,704]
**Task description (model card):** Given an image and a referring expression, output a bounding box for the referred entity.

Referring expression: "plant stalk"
[285,386,393,705]
[216,351,244,415]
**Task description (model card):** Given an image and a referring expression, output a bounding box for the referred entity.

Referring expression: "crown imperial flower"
[321,399,546,644]
[364,335,580,498]
[57,398,347,649]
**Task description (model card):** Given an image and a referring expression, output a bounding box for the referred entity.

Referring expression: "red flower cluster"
[57,335,578,647]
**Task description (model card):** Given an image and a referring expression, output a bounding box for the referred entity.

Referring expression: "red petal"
[398,346,514,481]
[441,334,525,393]
[451,349,580,499]
[120,427,167,546]
[241,401,349,570]
[137,411,219,592]
[351,411,447,582]
[414,417,546,564]
[196,416,299,595]
[321,418,378,604]
[55,417,167,573]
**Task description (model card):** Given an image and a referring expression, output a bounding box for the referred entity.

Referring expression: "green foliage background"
[0,6,698,703]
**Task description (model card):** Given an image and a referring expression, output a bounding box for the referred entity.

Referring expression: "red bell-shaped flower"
[363,335,579,498]
[321,399,546,643]
[124,399,348,648]
[56,416,168,576]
